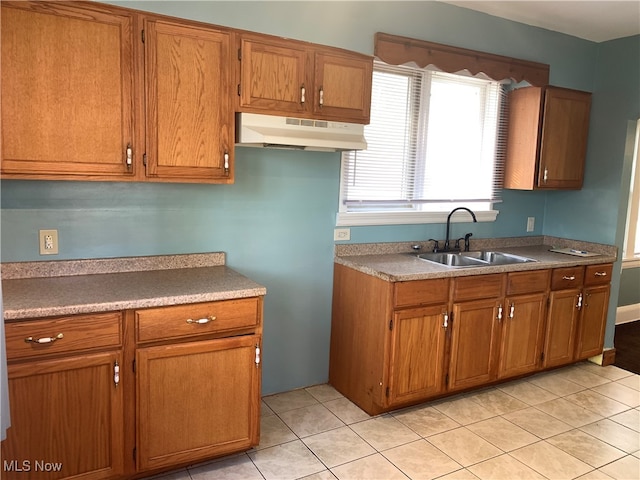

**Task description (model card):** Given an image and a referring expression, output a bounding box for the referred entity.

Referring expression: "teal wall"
[1,1,637,394]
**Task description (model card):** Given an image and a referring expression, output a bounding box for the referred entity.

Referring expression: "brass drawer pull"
[25,333,64,344]
[594,271,608,277]
[186,316,216,325]
[562,275,576,281]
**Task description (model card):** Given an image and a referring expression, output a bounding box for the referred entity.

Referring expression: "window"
[623,118,640,265]
[338,62,507,226]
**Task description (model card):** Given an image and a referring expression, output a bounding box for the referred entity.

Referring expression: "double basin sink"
[414,251,536,268]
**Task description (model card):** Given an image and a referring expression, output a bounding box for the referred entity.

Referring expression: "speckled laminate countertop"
[2,253,267,321]
[335,236,618,282]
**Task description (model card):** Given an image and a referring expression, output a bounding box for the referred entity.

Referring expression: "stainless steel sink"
[415,251,536,268]
[463,251,537,265]
[415,252,488,267]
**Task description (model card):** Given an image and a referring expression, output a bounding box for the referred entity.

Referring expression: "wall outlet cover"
[39,229,59,255]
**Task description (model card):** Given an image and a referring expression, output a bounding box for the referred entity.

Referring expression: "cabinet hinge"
[389,319,393,331]
[238,48,242,60]
[133,447,136,464]
[237,84,241,96]
[143,153,147,167]
[445,373,449,385]
[141,29,145,43]
[132,359,136,374]
[385,386,389,397]
[540,351,545,362]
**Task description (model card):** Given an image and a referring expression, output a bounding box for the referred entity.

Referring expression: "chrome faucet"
[443,207,477,252]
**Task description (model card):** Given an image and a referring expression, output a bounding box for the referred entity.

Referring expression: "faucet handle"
[428,239,440,252]
[464,232,473,252]
[454,237,464,250]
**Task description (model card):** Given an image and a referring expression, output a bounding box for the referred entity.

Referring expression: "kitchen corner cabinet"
[1,1,234,184]
[1,313,125,480]
[504,86,591,190]
[237,33,373,124]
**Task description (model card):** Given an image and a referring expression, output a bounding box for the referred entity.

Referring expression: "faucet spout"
[444,207,477,252]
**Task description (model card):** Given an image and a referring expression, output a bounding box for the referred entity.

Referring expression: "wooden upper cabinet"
[237,33,373,123]
[1,1,136,179]
[145,19,234,183]
[238,35,308,113]
[504,86,591,190]
[312,50,372,123]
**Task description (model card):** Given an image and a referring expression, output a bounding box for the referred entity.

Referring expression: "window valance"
[374,32,550,86]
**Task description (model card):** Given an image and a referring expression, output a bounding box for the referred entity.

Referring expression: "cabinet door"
[1,352,124,480]
[499,293,547,379]
[544,289,581,367]
[313,51,372,123]
[145,20,233,182]
[576,285,610,360]
[387,306,447,406]
[537,87,591,189]
[239,35,309,114]
[1,2,135,179]
[448,299,501,391]
[136,335,260,471]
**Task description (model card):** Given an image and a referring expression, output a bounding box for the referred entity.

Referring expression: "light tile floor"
[148,362,640,480]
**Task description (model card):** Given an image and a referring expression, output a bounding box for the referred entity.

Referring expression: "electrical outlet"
[527,217,535,232]
[334,228,351,241]
[39,229,59,255]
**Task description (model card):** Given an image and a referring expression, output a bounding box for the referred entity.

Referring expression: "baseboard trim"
[616,303,640,325]
[602,348,616,366]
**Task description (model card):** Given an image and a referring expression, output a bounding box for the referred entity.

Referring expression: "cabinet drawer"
[551,266,585,290]
[394,278,449,308]
[584,264,613,286]
[507,270,550,295]
[136,298,261,343]
[452,274,504,301]
[5,312,122,361]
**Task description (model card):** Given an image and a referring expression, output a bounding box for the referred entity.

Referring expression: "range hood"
[235,113,367,152]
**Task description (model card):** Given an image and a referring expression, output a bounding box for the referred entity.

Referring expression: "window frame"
[337,62,504,227]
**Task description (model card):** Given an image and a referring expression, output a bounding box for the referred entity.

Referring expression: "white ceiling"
[443,1,640,42]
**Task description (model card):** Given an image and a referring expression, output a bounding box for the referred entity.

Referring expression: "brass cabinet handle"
[318,87,324,107]
[442,312,449,329]
[186,316,216,325]
[562,275,576,281]
[300,84,306,104]
[509,304,515,319]
[497,305,503,322]
[25,333,64,344]
[594,271,608,277]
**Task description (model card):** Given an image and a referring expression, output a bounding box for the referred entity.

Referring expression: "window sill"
[622,257,640,269]
[336,210,499,227]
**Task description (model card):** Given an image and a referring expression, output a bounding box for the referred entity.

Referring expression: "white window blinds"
[340,63,507,214]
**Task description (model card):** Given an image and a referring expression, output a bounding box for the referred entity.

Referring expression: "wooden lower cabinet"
[330,262,612,415]
[2,352,124,480]
[544,289,581,368]
[499,293,547,379]
[576,285,610,360]
[388,305,448,405]
[136,335,261,471]
[2,297,263,480]
[448,298,502,391]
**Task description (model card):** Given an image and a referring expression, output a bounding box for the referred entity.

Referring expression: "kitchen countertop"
[335,236,618,282]
[2,253,267,321]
